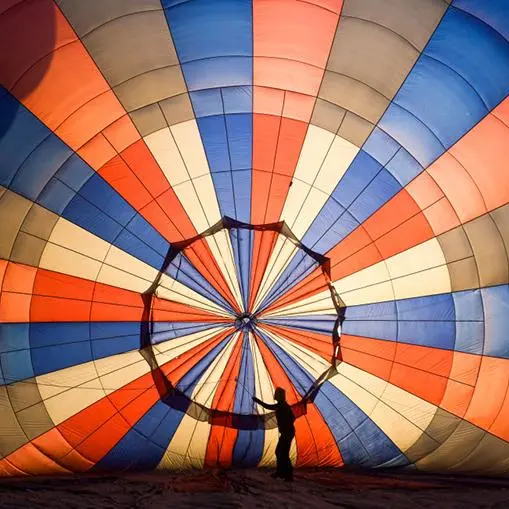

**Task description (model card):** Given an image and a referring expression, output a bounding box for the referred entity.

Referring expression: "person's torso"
[276,402,295,435]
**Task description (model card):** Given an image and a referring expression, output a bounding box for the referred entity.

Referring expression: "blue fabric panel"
[167,252,235,312]
[453,289,484,354]
[398,321,456,350]
[482,285,509,358]
[177,335,232,395]
[11,134,73,202]
[345,301,397,321]
[311,210,359,255]
[114,228,165,269]
[396,294,455,321]
[1,350,34,385]
[379,102,444,168]
[454,0,509,42]
[385,148,423,187]
[261,316,337,335]
[54,153,94,191]
[97,401,186,471]
[162,0,252,62]
[232,334,264,466]
[31,342,92,377]
[363,127,400,166]
[233,429,265,467]
[226,113,252,171]
[0,323,30,353]
[428,7,509,111]
[191,88,223,118]
[37,177,76,215]
[348,169,402,224]
[222,86,253,114]
[230,168,252,224]
[197,115,230,172]
[182,57,252,91]
[150,322,225,345]
[234,333,255,415]
[343,320,397,342]
[230,228,254,310]
[164,0,252,91]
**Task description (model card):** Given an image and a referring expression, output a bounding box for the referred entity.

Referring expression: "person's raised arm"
[252,396,277,410]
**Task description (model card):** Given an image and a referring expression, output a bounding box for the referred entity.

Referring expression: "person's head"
[274,387,286,403]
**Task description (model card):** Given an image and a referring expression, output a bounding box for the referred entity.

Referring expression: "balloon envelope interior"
[1,0,509,477]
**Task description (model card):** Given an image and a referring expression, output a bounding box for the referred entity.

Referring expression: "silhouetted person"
[253,387,295,482]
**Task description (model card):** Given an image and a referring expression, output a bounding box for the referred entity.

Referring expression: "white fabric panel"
[281,126,358,238]
[205,230,245,312]
[158,333,238,469]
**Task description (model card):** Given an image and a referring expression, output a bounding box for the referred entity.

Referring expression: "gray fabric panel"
[7,381,54,441]
[81,11,179,87]
[326,17,418,99]
[159,93,195,126]
[311,99,346,134]
[463,214,509,287]
[56,0,162,35]
[405,408,461,463]
[342,0,449,51]
[21,203,58,240]
[0,189,31,260]
[338,111,374,147]
[491,204,509,274]
[438,225,479,292]
[10,232,47,267]
[129,104,167,137]
[319,71,388,124]
[0,386,28,458]
[114,65,187,112]
[417,421,509,475]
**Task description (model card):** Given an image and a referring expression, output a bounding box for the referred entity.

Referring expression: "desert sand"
[1,468,508,508]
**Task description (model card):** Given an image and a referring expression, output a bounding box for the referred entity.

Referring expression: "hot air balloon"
[1,0,509,478]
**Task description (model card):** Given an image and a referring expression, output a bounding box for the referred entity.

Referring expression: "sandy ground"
[1,468,508,509]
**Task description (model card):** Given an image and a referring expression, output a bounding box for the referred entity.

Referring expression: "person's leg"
[280,434,293,481]
[273,436,283,478]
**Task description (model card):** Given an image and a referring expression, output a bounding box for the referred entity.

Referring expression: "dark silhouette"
[253,387,296,482]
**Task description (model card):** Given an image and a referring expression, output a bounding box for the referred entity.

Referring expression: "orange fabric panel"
[440,379,475,418]
[98,155,153,210]
[151,298,226,323]
[102,115,141,154]
[0,458,26,477]
[262,323,332,360]
[273,118,309,178]
[0,293,31,322]
[55,91,125,150]
[283,91,316,122]
[254,334,343,467]
[204,338,244,467]
[30,295,92,322]
[2,262,37,293]
[77,133,118,169]
[1,443,71,476]
[185,239,242,313]
[253,87,284,116]
[32,428,93,473]
[464,356,509,434]
[449,105,509,214]
[253,0,340,96]
[90,302,145,322]
[249,230,279,310]
[33,267,94,300]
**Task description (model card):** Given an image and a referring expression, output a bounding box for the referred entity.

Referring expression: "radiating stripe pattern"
[1,0,509,477]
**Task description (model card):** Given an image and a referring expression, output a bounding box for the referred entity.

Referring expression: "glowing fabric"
[1,0,509,476]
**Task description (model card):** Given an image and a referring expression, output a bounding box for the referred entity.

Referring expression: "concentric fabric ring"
[1,0,509,477]
[139,217,343,421]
